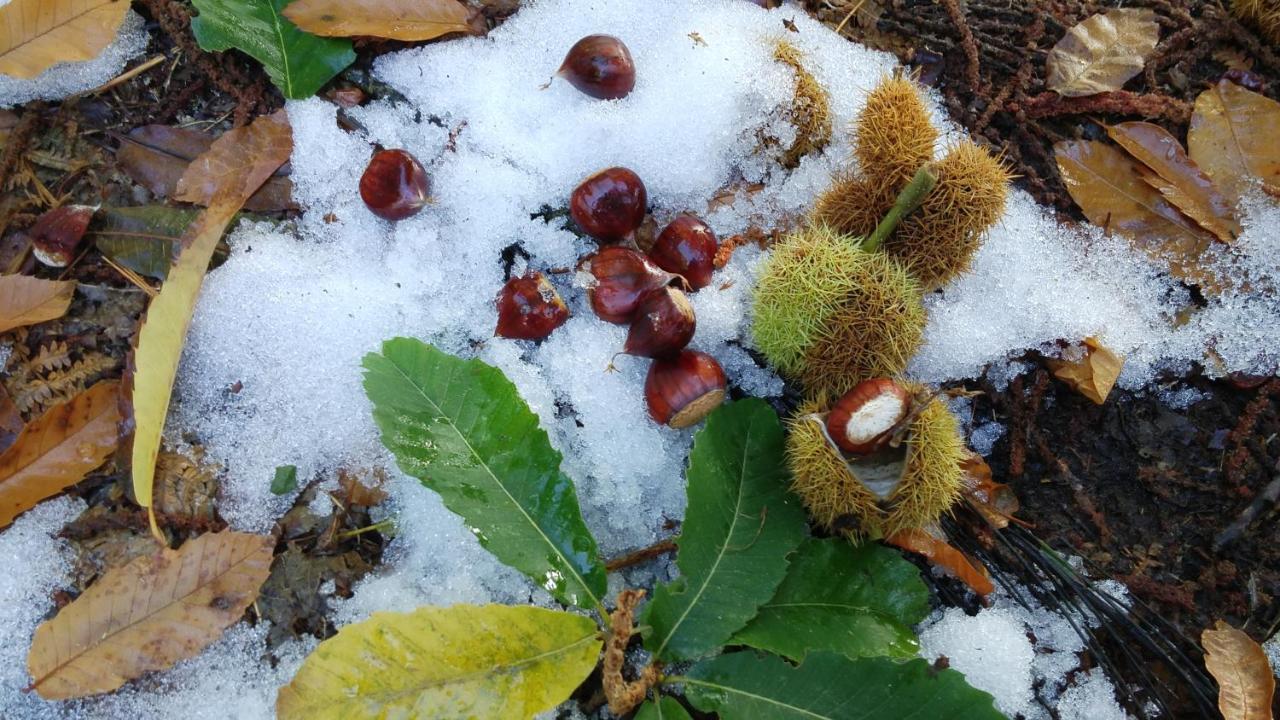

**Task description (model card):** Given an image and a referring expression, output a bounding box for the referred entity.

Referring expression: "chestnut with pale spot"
[825,378,910,455]
[645,350,726,429]
[495,273,570,340]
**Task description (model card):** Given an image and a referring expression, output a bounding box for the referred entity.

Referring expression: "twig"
[605,537,678,572]
[1213,473,1280,552]
[86,54,166,97]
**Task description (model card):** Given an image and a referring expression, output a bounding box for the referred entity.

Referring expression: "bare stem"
[862,164,938,254]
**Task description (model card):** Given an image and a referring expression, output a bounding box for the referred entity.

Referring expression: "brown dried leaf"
[0,275,75,334]
[1046,9,1159,97]
[1047,337,1125,404]
[960,452,1019,529]
[1054,139,1221,291]
[0,0,131,79]
[27,530,274,699]
[0,380,118,528]
[337,467,388,508]
[1202,620,1276,720]
[886,527,994,596]
[1108,122,1241,243]
[282,0,473,41]
[118,125,296,213]
[1188,81,1280,209]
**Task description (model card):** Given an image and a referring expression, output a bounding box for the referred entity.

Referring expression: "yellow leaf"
[1047,337,1125,404]
[0,380,119,528]
[1045,9,1159,97]
[129,111,292,533]
[0,274,75,333]
[1202,620,1276,720]
[27,530,274,699]
[276,604,603,720]
[1188,80,1280,210]
[0,0,132,79]
[282,0,473,42]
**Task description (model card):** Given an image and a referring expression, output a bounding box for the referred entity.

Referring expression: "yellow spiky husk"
[1232,0,1280,43]
[774,40,833,169]
[810,171,897,238]
[884,140,1011,291]
[787,390,966,540]
[751,225,926,398]
[854,74,938,188]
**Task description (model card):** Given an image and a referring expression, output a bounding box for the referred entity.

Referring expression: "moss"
[786,389,966,540]
[1233,0,1280,43]
[774,40,832,169]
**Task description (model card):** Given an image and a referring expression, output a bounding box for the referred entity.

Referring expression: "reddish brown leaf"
[1054,139,1221,291]
[0,274,75,333]
[27,530,274,699]
[116,125,296,213]
[0,381,119,528]
[282,0,474,41]
[1107,122,1240,243]
[1188,81,1280,209]
[886,527,994,596]
[1202,620,1276,720]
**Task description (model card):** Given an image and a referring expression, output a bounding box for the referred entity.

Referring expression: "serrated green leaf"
[680,651,1005,720]
[276,604,602,720]
[732,537,927,661]
[635,696,694,720]
[642,399,807,662]
[88,206,236,280]
[362,338,606,611]
[190,0,355,99]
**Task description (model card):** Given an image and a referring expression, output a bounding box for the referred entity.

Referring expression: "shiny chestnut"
[650,215,718,291]
[624,286,696,358]
[581,246,679,324]
[360,149,430,221]
[557,35,636,100]
[570,167,647,243]
[495,273,570,340]
[645,350,727,429]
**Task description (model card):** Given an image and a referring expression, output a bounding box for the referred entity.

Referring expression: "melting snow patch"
[0,11,149,108]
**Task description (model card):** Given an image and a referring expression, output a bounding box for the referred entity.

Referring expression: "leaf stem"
[861,164,938,254]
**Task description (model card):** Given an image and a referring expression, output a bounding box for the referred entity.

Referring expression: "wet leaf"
[1047,337,1125,405]
[1188,81,1280,209]
[1046,9,1159,97]
[960,452,1020,529]
[27,530,274,699]
[257,543,372,647]
[115,125,296,212]
[0,380,119,528]
[642,399,808,662]
[680,651,1005,719]
[362,338,606,611]
[88,205,234,280]
[1202,620,1276,720]
[1054,139,1220,291]
[276,604,602,720]
[0,0,132,79]
[0,274,75,333]
[1107,122,1240,243]
[635,697,693,720]
[271,464,298,495]
[732,538,927,661]
[886,527,994,596]
[283,0,472,41]
[129,111,292,533]
[191,0,356,100]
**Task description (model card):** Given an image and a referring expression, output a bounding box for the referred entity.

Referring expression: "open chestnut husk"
[824,378,910,455]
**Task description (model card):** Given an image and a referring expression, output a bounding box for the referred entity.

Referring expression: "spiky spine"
[1232,0,1280,43]
[884,140,1010,291]
[786,390,966,541]
[854,74,938,189]
[774,40,832,169]
[811,171,896,238]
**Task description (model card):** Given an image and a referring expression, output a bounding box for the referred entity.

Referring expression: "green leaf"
[680,651,1005,720]
[642,399,807,662]
[270,465,298,495]
[635,697,693,720]
[732,537,927,661]
[88,206,235,280]
[190,0,355,100]
[276,604,602,720]
[362,338,607,611]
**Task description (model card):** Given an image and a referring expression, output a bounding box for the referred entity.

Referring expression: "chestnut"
[581,246,680,324]
[650,215,718,291]
[624,286,695,358]
[825,378,910,455]
[495,273,569,340]
[645,350,726,429]
[556,35,636,100]
[29,205,94,267]
[360,149,430,221]
[570,167,647,243]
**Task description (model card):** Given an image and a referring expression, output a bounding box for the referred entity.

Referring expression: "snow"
[0,10,149,108]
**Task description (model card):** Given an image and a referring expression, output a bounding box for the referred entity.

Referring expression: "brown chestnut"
[581,246,680,324]
[645,350,727,429]
[650,215,718,291]
[570,167,647,243]
[624,286,695,358]
[29,205,94,267]
[495,273,569,340]
[825,378,910,455]
[360,149,430,221]
[557,35,636,100]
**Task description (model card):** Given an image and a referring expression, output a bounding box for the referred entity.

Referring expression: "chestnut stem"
[861,163,938,254]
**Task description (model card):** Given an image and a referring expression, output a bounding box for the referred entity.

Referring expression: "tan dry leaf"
[1046,337,1124,405]
[1046,9,1159,98]
[1108,122,1241,243]
[1188,81,1280,210]
[282,0,473,41]
[1054,139,1221,291]
[27,530,274,700]
[1202,620,1276,720]
[0,0,132,79]
[0,275,75,333]
[0,380,118,528]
